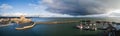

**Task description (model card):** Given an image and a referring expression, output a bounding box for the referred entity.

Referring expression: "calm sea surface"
[0,17,120,36]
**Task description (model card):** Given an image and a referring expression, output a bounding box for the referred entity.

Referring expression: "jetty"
[16,22,36,30]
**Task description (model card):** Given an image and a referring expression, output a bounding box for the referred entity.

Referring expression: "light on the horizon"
[106,9,120,17]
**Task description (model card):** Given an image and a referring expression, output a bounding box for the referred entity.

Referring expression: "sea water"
[0,17,120,36]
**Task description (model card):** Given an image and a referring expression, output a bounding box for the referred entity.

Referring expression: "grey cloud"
[42,0,110,16]
[97,0,120,9]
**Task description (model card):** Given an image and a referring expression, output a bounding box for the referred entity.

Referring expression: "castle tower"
[20,15,25,20]
[19,15,26,23]
[19,15,31,23]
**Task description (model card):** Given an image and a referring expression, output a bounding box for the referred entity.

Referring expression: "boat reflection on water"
[76,20,120,36]
[76,20,97,31]
[76,20,120,31]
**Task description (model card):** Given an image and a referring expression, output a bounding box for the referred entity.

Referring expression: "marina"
[0,17,120,36]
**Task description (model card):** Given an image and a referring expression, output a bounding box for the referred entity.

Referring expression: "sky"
[0,0,120,17]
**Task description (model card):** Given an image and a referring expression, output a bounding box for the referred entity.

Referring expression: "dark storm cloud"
[42,0,109,16]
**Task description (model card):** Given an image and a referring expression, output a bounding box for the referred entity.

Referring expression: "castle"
[11,15,32,24]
